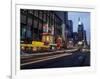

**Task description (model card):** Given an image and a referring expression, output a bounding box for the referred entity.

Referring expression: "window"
[26,17,32,39]
[21,9,27,14]
[21,14,26,24]
[39,11,43,19]
[28,10,33,15]
[21,25,26,39]
[43,11,47,22]
[47,11,49,16]
[33,19,38,28]
[26,26,32,39]
[39,20,42,30]
[34,10,38,17]
[33,33,39,41]
[27,17,32,26]
[47,16,50,27]
[49,12,53,27]
[34,17,38,28]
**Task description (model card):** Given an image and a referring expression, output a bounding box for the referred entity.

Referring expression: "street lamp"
[77,41,83,52]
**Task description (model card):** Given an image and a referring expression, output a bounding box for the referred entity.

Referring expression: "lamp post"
[78,41,83,52]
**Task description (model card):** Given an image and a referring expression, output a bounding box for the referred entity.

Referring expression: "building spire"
[78,17,80,22]
[78,17,82,25]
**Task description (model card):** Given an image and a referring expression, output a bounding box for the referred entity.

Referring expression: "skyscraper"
[68,20,73,39]
[83,30,87,46]
[55,11,68,41]
[64,12,68,41]
[73,32,78,45]
[77,17,87,46]
[78,17,84,41]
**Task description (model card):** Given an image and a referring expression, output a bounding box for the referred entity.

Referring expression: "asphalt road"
[21,51,90,69]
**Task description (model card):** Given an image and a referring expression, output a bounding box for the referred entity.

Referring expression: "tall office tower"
[78,17,84,41]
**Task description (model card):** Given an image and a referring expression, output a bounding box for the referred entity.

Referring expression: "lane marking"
[21,53,72,66]
[21,49,78,58]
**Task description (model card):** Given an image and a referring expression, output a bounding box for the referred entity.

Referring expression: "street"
[20,9,91,70]
[21,50,90,69]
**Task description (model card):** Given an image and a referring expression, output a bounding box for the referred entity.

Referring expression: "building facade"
[67,20,73,39]
[77,18,87,47]
[73,32,78,46]
[20,9,63,44]
[78,18,84,42]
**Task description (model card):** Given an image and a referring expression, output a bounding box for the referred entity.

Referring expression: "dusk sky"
[68,12,90,44]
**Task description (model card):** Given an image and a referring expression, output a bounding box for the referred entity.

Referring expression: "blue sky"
[68,12,90,44]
